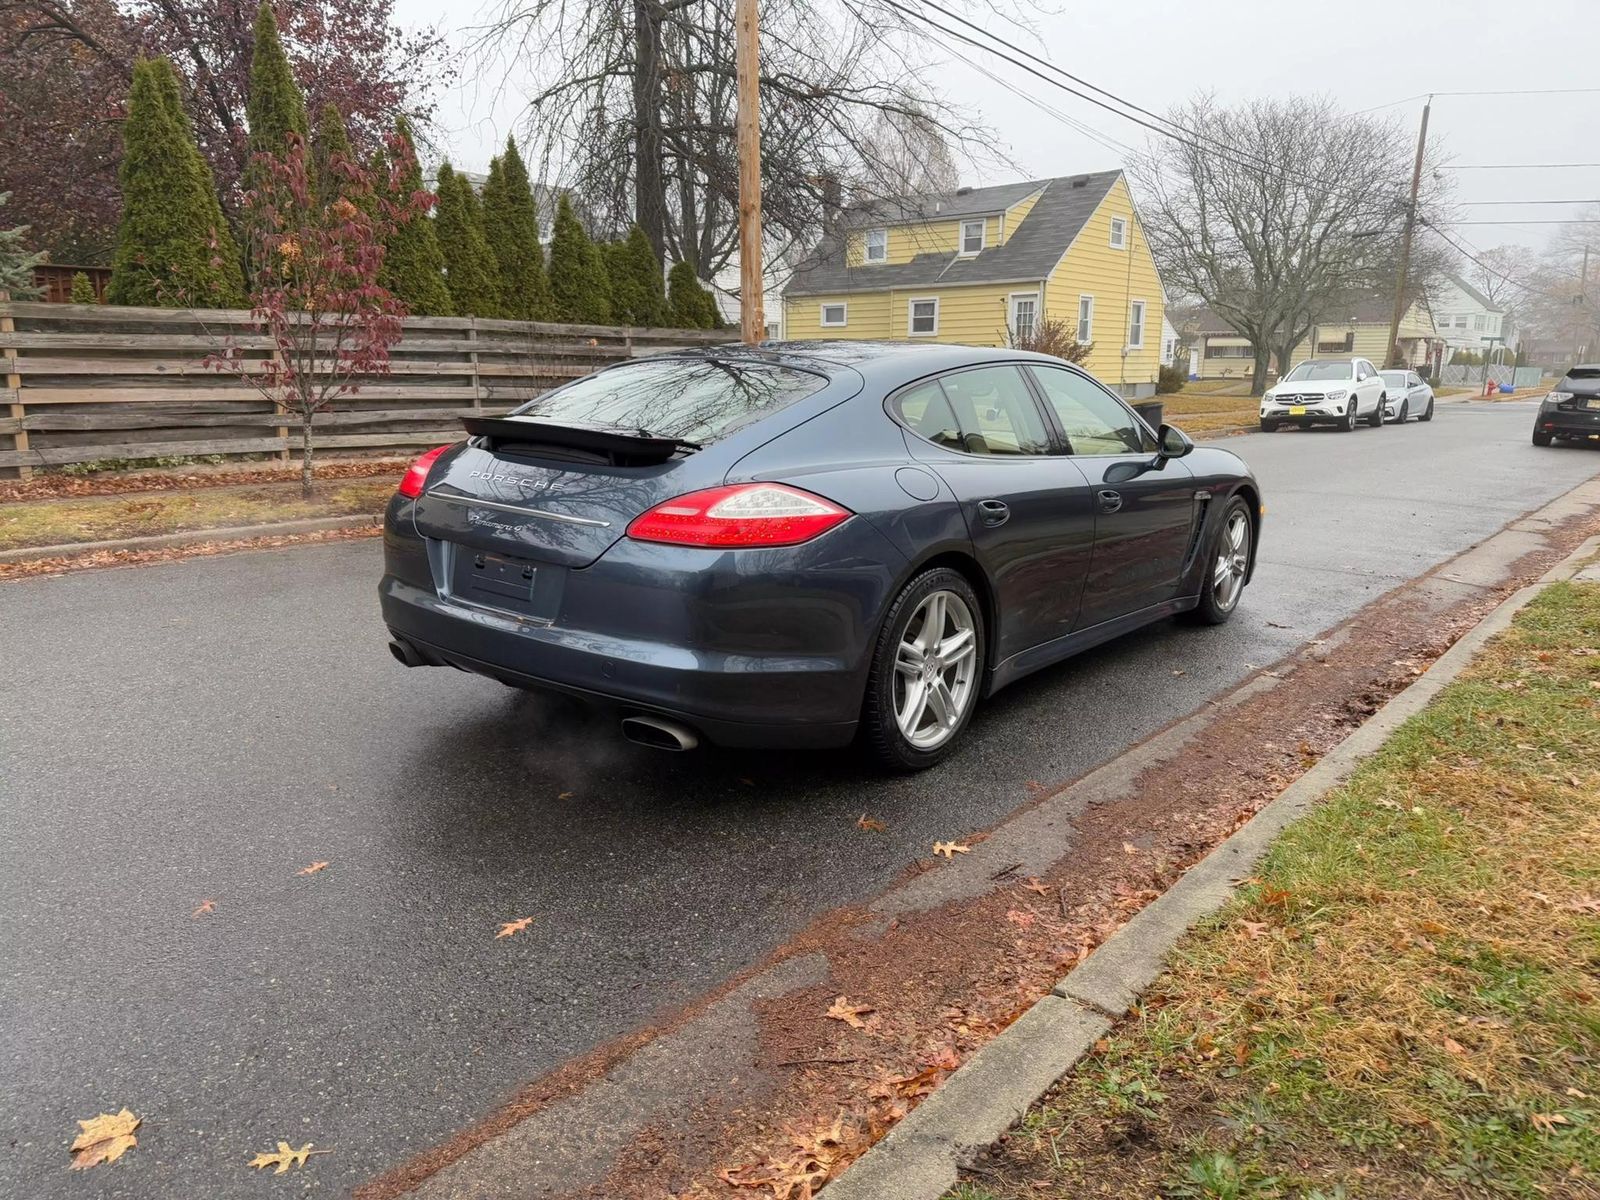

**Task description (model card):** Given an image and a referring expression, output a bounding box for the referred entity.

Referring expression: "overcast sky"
[394,0,1600,256]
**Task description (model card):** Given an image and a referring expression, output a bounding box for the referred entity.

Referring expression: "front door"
[1026,365,1198,630]
[895,365,1097,663]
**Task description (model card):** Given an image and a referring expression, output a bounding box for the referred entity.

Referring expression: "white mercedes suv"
[1259,358,1389,432]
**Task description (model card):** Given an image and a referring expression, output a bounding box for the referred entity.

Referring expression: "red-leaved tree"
[205,130,428,497]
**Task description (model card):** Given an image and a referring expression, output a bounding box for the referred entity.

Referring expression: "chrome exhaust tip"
[619,714,700,752]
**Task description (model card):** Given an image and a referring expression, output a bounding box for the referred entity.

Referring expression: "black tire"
[1397,399,1409,424]
[1184,496,1253,626]
[860,567,985,772]
[1532,429,1553,447]
[1339,401,1357,432]
[1367,395,1386,427]
[1418,398,1434,422]
[1259,419,1278,433]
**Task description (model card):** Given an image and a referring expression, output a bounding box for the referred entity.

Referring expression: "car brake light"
[398,445,451,498]
[626,482,851,548]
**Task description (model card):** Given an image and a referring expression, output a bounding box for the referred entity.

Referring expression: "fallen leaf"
[1530,1112,1571,1134]
[69,1109,140,1170]
[191,899,215,918]
[1023,877,1051,895]
[495,917,534,939]
[1121,842,1137,855]
[247,1141,328,1174]
[1171,668,1186,676]
[932,840,970,859]
[1239,920,1271,940]
[296,861,329,876]
[1442,1036,1467,1056]
[557,791,574,800]
[825,996,874,1029]
[855,813,887,833]
[1005,908,1036,928]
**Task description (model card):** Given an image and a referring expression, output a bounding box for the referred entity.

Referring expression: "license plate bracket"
[448,546,563,622]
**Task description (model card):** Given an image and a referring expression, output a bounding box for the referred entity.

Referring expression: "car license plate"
[450,547,562,622]
[1289,405,1306,415]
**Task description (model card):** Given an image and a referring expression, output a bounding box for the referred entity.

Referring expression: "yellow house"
[782,171,1168,398]
[1192,299,1441,381]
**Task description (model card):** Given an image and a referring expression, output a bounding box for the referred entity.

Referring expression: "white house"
[1433,275,1516,359]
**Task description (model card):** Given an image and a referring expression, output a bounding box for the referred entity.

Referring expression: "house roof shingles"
[785,170,1122,297]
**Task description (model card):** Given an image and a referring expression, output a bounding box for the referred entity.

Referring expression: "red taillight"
[626,482,851,548]
[398,445,451,498]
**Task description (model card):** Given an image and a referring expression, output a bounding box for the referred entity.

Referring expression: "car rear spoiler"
[461,416,687,466]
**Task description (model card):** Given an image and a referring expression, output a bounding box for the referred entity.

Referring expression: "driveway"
[2,400,1596,1198]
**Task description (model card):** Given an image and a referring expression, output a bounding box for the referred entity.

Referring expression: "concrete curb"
[822,530,1600,1200]
[0,513,381,564]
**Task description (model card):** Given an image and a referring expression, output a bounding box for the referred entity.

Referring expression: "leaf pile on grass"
[952,582,1600,1200]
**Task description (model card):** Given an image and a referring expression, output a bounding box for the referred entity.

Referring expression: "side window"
[1029,366,1151,455]
[893,367,1050,456]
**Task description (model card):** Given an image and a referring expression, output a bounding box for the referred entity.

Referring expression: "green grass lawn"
[949,582,1600,1200]
[0,479,393,550]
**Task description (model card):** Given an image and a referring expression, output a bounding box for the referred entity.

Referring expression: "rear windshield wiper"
[462,416,698,467]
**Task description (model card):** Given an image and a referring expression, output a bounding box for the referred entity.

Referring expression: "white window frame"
[863,228,888,264]
[1127,299,1146,350]
[819,302,847,328]
[1076,294,1095,343]
[959,219,986,257]
[907,296,940,337]
[1009,291,1039,341]
[1108,216,1129,250]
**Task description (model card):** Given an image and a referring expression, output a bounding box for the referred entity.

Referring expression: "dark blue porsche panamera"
[379,341,1261,770]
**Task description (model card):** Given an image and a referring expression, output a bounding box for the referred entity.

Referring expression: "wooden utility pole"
[735,0,764,345]
[1384,96,1431,368]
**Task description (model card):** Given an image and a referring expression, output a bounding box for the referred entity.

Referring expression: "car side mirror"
[1157,423,1194,459]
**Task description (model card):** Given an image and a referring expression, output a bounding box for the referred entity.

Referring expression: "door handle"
[977,499,1010,527]
[1097,489,1123,514]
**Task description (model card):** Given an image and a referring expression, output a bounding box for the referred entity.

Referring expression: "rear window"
[1380,371,1407,387]
[507,358,828,446]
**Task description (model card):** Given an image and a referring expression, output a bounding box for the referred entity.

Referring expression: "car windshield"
[1284,362,1355,383]
[508,358,828,446]
[1566,367,1600,382]
[1381,371,1408,387]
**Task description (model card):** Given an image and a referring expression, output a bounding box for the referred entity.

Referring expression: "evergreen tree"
[0,192,43,299]
[108,59,247,307]
[618,224,666,325]
[246,1,310,177]
[70,271,98,304]
[378,117,453,316]
[311,103,354,203]
[481,138,552,321]
[547,193,610,324]
[434,163,501,317]
[668,260,720,329]
[150,58,245,295]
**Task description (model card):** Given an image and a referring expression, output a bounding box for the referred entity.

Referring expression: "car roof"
[659,340,1074,379]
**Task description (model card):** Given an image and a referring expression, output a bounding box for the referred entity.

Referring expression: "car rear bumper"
[378,510,908,748]
[1535,408,1600,440]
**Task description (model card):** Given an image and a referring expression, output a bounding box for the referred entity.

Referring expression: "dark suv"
[1533,366,1600,446]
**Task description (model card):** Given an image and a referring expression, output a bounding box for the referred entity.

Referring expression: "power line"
[883,0,1355,196]
[1439,162,1600,170]
[1460,199,1600,205]
[1446,219,1600,226]
[1421,219,1572,304]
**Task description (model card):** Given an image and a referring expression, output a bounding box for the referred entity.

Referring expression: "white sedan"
[1379,369,1435,423]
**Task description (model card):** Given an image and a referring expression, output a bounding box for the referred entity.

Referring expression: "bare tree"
[1132,94,1451,394]
[467,0,994,280]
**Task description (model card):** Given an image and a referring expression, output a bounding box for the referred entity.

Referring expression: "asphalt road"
[3,400,1597,1199]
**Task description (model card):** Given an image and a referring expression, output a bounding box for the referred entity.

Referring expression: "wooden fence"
[0,301,729,479]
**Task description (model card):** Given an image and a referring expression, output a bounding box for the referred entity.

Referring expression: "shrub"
[69,271,97,304]
[547,193,610,324]
[482,138,552,321]
[1005,316,1091,363]
[108,58,245,307]
[667,260,719,329]
[1157,362,1187,394]
[434,163,502,317]
[376,117,453,316]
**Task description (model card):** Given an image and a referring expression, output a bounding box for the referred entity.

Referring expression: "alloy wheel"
[1212,509,1250,613]
[1398,399,1409,423]
[893,590,979,750]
